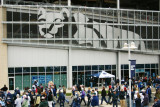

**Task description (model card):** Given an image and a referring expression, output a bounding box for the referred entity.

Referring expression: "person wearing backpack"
[146,85,152,102]
[80,88,86,106]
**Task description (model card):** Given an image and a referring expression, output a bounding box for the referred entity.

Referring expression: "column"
[67,6,72,88]
[159,55,160,75]
[67,48,72,88]
[159,0,160,11]
[0,7,8,88]
[116,51,121,86]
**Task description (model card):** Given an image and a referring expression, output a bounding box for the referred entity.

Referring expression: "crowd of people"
[0,76,160,107]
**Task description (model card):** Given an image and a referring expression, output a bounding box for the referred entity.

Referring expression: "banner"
[130,60,136,79]
[32,75,52,84]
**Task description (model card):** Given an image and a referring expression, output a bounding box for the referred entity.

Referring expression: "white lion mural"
[38,8,145,50]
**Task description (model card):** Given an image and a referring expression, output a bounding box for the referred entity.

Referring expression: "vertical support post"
[1,0,3,5]
[158,55,160,75]
[68,0,71,6]
[117,0,120,9]
[117,51,121,86]
[0,7,8,88]
[68,48,72,88]
[128,46,132,107]
[67,6,72,88]
[159,0,160,11]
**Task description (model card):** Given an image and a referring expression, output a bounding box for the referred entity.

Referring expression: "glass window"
[85,71,91,87]
[92,65,98,70]
[121,65,124,69]
[124,70,129,80]
[8,74,14,77]
[39,67,45,72]
[31,67,37,72]
[61,72,67,87]
[46,67,53,72]
[8,68,14,73]
[151,64,155,68]
[85,66,91,70]
[72,66,77,71]
[124,64,129,69]
[105,65,111,70]
[155,64,158,68]
[78,66,84,71]
[92,71,98,87]
[23,67,30,73]
[78,72,85,85]
[99,65,104,70]
[15,74,22,90]
[23,74,30,89]
[15,68,22,73]
[46,74,53,84]
[112,70,116,79]
[112,65,116,69]
[54,66,60,72]
[61,66,67,71]
[136,64,144,69]
[145,64,150,68]
[72,72,77,85]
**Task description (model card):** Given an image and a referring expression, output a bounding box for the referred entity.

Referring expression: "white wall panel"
[8,46,68,67]
[8,46,158,67]
[72,50,117,65]
[120,52,159,64]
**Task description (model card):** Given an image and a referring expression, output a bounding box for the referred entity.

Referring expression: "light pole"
[123,42,137,107]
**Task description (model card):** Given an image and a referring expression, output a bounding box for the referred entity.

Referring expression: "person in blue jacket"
[146,85,152,102]
[91,92,99,107]
[153,97,160,107]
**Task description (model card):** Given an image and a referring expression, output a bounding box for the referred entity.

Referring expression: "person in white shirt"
[15,94,23,107]
[26,93,31,107]
[95,88,98,96]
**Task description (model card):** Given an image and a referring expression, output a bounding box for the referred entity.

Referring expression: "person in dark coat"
[112,90,118,107]
[142,92,149,107]
[30,91,35,107]
[101,86,108,104]
[1,85,8,98]
[135,93,141,107]
[87,87,91,106]
[119,89,126,107]
[153,97,160,107]
[39,96,48,107]
[58,90,65,107]
[107,87,112,104]
[146,85,152,102]
[48,90,53,107]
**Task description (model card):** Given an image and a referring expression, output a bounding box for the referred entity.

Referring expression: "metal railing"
[1,5,160,54]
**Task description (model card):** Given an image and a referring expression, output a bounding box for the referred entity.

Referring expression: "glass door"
[9,77,15,90]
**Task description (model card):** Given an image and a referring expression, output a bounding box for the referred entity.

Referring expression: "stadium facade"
[0,0,160,90]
